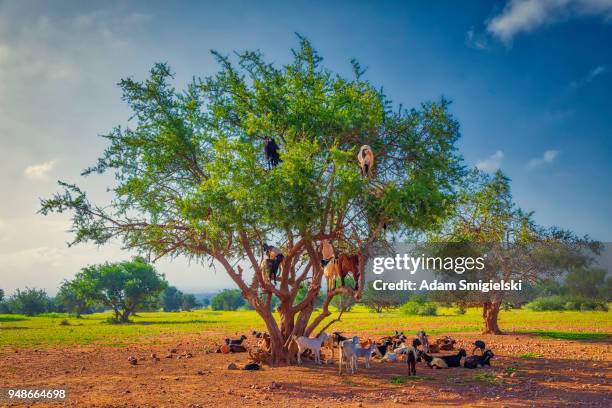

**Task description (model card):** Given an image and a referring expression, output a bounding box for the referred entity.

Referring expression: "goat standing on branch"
[264,137,281,169]
[320,239,335,267]
[261,243,284,285]
[357,145,374,178]
[339,253,360,290]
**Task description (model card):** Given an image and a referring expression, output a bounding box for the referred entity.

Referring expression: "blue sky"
[0,0,610,294]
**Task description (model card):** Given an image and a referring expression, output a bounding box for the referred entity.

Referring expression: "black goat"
[225,335,247,346]
[419,348,466,369]
[398,346,418,376]
[392,331,407,348]
[472,340,486,355]
[464,349,494,369]
[262,243,284,284]
[228,344,247,353]
[264,137,281,169]
[373,338,393,358]
[331,331,349,346]
[441,348,466,368]
[244,362,261,370]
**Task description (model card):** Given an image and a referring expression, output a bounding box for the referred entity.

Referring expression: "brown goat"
[338,253,360,290]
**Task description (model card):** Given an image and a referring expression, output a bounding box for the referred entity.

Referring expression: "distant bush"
[526,296,608,312]
[525,296,566,311]
[567,297,608,311]
[210,289,245,311]
[455,305,467,315]
[7,288,51,316]
[400,298,438,316]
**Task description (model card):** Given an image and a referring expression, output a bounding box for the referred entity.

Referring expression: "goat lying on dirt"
[252,331,271,351]
[381,331,407,349]
[293,332,329,365]
[419,348,467,369]
[225,335,247,345]
[472,340,486,355]
[435,336,457,351]
[464,349,494,369]
[383,350,398,362]
[373,338,393,358]
[339,336,359,374]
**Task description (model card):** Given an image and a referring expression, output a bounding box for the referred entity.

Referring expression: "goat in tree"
[261,243,284,285]
[357,145,374,178]
[264,137,281,169]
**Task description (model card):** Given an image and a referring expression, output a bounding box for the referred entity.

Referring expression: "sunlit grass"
[0,305,609,349]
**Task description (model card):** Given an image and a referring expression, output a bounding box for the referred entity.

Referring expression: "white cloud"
[527,149,560,168]
[487,0,612,44]
[24,159,57,180]
[476,150,504,172]
[570,65,608,89]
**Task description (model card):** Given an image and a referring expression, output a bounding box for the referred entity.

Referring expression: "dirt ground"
[1,332,610,408]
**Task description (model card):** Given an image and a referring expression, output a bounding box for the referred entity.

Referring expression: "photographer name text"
[372,279,523,292]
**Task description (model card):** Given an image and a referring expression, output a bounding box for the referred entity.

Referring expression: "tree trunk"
[121,309,131,323]
[482,300,503,334]
[258,305,292,365]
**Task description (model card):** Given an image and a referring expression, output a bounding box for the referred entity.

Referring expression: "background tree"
[161,286,184,312]
[40,36,462,363]
[8,288,50,316]
[181,293,199,311]
[210,289,245,311]
[71,257,167,322]
[432,169,597,334]
[56,280,91,317]
[0,288,4,302]
[564,267,609,299]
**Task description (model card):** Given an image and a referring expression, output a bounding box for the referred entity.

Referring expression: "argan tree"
[432,169,597,334]
[56,280,91,317]
[40,37,462,363]
[70,257,167,322]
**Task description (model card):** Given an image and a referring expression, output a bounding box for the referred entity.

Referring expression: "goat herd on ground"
[217,330,494,376]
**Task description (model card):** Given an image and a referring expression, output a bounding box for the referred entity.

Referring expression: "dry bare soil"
[1,331,611,408]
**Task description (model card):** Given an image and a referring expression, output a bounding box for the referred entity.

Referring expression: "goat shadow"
[273,354,611,407]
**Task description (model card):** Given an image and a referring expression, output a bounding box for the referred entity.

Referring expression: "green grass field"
[1,306,610,349]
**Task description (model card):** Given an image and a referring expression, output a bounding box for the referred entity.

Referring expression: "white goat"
[339,336,359,374]
[293,332,329,365]
[384,350,398,362]
[354,343,382,368]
